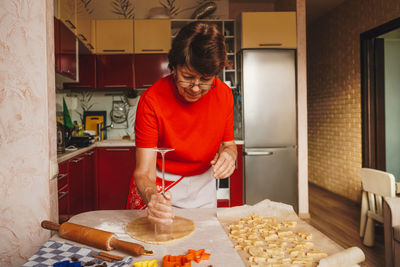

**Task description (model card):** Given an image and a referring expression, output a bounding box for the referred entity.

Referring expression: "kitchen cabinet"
[54,17,61,73]
[64,54,96,89]
[239,12,297,49]
[230,144,243,207]
[57,0,77,33]
[133,19,171,54]
[97,147,135,210]
[57,161,70,223]
[216,144,243,208]
[83,149,96,212]
[96,54,135,89]
[134,54,170,88]
[95,19,134,54]
[76,0,94,52]
[68,155,85,215]
[58,18,77,81]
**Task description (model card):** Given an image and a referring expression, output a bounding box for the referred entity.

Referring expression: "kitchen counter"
[57,139,135,163]
[58,139,245,163]
[50,208,245,266]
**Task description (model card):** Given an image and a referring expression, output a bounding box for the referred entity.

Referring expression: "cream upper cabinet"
[240,12,297,49]
[57,0,77,33]
[76,1,94,51]
[133,19,171,54]
[95,20,134,54]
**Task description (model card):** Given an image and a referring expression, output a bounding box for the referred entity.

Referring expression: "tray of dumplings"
[226,213,327,266]
[216,200,350,267]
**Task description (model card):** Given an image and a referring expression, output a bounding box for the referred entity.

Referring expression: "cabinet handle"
[105,148,130,152]
[65,20,76,29]
[85,151,95,156]
[71,157,84,163]
[103,49,126,52]
[57,173,68,180]
[78,34,87,41]
[58,190,69,199]
[141,49,163,52]
[104,85,128,88]
[244,151,273,156]
[259,43,282,47]
[142,84,152,87]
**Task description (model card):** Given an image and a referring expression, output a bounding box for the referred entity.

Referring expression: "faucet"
[96,123,114,140]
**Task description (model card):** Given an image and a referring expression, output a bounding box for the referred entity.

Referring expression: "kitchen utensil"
[110,100,127,124]
[151,147,174,196]
[151,147,174,239]
[41,220,152,256]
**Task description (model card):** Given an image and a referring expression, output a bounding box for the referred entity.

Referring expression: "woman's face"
[174,65,215,103]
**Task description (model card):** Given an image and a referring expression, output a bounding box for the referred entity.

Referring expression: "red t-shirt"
[135,74,234,176]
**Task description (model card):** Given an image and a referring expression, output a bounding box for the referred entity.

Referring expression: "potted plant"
[125,89,139,106]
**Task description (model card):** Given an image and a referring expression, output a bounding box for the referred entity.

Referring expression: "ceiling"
[306,0,348,24]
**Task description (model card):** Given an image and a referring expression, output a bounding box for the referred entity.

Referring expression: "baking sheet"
[217,199,363,267]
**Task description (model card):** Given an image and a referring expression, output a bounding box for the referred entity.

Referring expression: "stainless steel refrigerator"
[238,49,298,211]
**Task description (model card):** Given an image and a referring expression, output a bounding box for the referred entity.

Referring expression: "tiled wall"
[307,0,400,202]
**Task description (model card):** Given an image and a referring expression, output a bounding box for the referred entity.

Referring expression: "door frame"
[360,17,400,169]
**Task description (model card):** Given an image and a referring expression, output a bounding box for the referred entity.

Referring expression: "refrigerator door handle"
[244,151,273,156]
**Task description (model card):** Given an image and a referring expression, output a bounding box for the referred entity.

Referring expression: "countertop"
[57,139,135,163]
[58,139,245,163]
[51,208,245,266]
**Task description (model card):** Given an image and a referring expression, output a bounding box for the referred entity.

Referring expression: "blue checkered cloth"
[22,240,133,267]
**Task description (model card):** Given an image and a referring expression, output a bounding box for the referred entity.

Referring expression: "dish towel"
[22,240,132,267]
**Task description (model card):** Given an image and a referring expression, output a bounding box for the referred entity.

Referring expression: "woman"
[127,22,237,226]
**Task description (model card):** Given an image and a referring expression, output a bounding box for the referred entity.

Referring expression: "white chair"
[359,168,396,246]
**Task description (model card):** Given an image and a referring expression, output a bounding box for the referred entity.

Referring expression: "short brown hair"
[168,21,226,76]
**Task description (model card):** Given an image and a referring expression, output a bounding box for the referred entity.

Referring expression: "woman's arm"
[211,141,237,179]
[134,147,157,203]
[134,147,173,225]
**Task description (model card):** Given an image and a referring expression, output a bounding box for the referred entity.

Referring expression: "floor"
[306,183,385,267]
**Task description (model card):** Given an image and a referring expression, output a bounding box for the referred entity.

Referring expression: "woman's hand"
[146,191,174,225]
[211,141,237,179]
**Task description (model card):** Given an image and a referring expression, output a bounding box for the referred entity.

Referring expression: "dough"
[126,216,195,245]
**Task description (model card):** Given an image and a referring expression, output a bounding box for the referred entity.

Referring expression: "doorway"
[361,17,400,179]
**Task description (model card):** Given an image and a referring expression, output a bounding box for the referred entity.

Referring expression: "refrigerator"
[238,49,298,211]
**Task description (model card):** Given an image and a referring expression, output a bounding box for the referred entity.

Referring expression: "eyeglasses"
[176,79,216,91]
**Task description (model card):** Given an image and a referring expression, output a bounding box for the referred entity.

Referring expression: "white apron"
[155,167,217,209]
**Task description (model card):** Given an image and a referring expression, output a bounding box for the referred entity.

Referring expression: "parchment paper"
[217,199,365,267]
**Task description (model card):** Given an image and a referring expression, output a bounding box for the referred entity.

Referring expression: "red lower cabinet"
[83,149,96,211]
[68,155,85,215]
[230,144,243,207]
[57,161,70,223]
[217,144,243,208]
[97,147,135,210]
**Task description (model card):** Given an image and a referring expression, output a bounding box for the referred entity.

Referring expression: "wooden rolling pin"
[41,220,152,256]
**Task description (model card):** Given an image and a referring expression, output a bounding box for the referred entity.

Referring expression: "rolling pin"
[41,220,152,256]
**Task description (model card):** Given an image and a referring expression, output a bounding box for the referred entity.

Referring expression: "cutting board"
[84,111,107,139]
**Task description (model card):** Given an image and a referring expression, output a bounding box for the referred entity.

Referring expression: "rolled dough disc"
[125,216,195,245]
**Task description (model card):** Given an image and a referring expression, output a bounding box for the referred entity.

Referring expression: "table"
[52,208,245,266]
